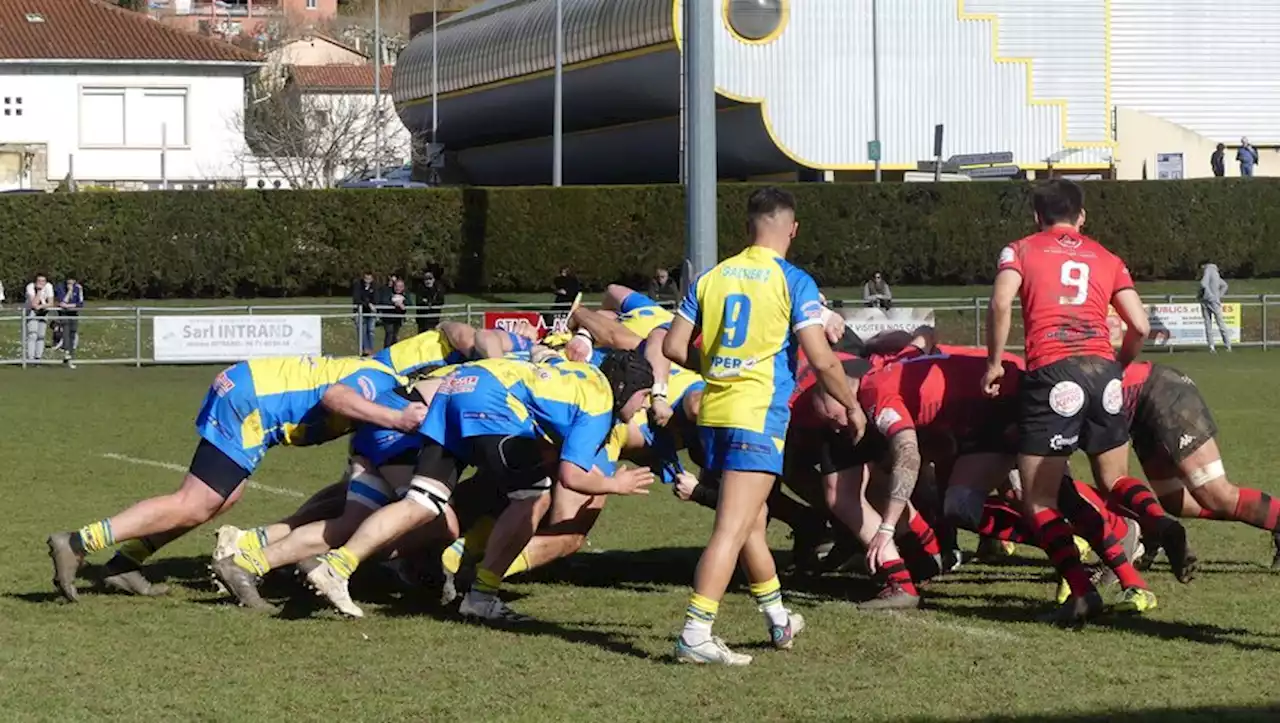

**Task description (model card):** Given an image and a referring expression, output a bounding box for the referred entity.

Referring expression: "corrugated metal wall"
[1112,0,1280,143]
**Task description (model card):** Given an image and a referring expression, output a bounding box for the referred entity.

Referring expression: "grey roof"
[394,0,673,105]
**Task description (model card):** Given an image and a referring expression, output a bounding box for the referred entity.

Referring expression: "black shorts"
[956,403,1019,457]
[1131,364,1218,469]
[450,471,511,530]
[1018,356,1128,457]
[815,429,887,475]
[189,439,252,499]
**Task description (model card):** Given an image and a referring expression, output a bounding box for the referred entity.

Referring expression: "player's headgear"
[598,350,654,415]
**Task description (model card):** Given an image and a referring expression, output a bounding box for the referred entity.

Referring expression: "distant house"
[0,0,262,190]
[270,34,367,67]
[146,0,338,45]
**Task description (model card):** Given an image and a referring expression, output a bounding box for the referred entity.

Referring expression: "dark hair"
[746,186,796,234]
[34,271,47,280]
[1031,180,1084,227]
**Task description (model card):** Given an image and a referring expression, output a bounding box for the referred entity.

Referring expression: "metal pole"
[678,9,686,185]
[134,307,142,367]
[161,123,168,190]
[871,0,882,183]
[684,0,717,278]
[374,0,383,181]
[552,0,564,186]
[431,0,438,143]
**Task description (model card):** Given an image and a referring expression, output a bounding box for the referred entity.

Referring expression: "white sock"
[681,617,713,646]
[761,601,789,628]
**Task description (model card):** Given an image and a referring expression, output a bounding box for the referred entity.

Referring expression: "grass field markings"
[882,610,1023,642]
[100,452,305,499]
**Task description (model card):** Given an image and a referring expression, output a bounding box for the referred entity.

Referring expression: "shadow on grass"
[891,704,1280,723]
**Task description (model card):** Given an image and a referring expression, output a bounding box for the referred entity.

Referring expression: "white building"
[394,0,1280,183]
[0,0,261,190]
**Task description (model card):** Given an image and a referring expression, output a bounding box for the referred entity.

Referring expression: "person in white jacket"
[24,273,54,360]
[1198,263,1232,353]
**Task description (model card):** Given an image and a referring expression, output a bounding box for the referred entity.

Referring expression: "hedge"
[0,180,1274,299]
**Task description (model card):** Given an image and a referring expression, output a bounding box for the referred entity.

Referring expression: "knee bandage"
[507,477,553,501]
[944,486,987,530]
[406,475,454,514]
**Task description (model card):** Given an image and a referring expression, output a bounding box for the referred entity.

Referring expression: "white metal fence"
[0,294,1272,367]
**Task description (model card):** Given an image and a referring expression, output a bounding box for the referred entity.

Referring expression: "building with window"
[0,0,262,190]
[394,0,1280,185]
[146,0,339,45]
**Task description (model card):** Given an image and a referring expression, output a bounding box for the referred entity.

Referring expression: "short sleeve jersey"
[857,349,1021,439]
[997,228,1134,371]
[1121,360,1154,424]
[678,245,824,436]
[374,330,468,377]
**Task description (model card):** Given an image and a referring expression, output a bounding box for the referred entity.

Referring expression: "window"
[4,96,22,117]
[306,0,317,8]
[79,86,187,148]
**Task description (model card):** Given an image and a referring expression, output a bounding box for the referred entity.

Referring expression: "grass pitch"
[4,353,1280,722]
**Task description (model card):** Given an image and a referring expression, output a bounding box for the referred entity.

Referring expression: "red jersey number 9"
[1059,261,1090,306]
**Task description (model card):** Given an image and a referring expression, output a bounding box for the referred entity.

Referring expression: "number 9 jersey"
[997,228,1134,372]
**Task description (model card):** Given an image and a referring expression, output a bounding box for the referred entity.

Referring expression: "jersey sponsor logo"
[1048,381,1085,417]
[708,355,756,379]
[1102,378,1123,415]
[1055,234,1083,251]
[213,371,235,397]
[441,375,479,394]
[1049,433,1079,451]
[801,300,824,320]
[998,246,1016,266]
[719,266,772,282]
[357,375,378,401]
[875,407,902,434]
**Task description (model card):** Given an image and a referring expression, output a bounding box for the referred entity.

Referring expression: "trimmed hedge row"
[0,180,1274,299]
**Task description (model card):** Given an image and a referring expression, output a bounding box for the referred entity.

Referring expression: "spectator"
[1211,143,1226,177]
[0,279,5,306]
[646,266,678,304]
[1198,262,1232,353]
[1237,138,1259,177]
[862,272,893,310]
[548,265,581,327]
[416,268,445,332]
[380,277,412,348]
[24,272,54,361]
[351,271,378,356]
[54,273,84,368]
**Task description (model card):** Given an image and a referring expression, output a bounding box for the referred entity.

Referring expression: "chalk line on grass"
[101,452,305,499]
[884,610,1023,642]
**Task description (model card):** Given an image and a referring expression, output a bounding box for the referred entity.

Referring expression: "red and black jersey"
[857,350,1022,439]
[997,228,1134,371]
[1121,360,1153,424]
[789,351,869,430]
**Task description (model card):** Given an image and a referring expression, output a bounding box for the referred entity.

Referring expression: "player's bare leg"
[853,466,925,609]
[1019,454,1103,626]
[737,506,805,647]
[214,480,348,562]
[600,285,636,312]
[460,489,554,623]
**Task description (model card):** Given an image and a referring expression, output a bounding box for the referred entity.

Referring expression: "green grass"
[6,280,1280,363]
[4,353,1280,721]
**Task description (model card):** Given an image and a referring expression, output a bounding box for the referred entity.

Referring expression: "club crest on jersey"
[875,407,902,434]
[1055,234,1083,250]
[801,300,825,320]
[1048,381,1085,417]
[998,246,1016,266]
[357,376,378,400]
[1102,378,1123,415]
[213,371,235,397]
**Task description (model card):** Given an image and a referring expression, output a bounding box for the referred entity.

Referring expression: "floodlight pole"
[684,0,717,280]
[373,0,383,181]
[553,0,564,186]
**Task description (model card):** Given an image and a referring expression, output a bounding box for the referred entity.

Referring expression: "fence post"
[973,297,982,346]
[20,306,27,369]
[466,303,474,327]
[1263,295,1269,351]
[135,307,143,367]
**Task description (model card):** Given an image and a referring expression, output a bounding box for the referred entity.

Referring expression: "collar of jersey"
[744,245,783,260]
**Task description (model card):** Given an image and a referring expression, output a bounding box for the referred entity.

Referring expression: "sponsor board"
[841,307,936,341]
[1107,303,1241,347]
[483,311,570,339]
[154,315,322,362]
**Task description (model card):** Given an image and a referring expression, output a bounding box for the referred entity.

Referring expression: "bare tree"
[232,79,406,189]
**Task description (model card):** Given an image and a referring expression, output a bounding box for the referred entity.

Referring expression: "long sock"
[907,511,942,557]
[462,517,496,563]
[240,526,270,554]
[233,547,271,576]
[1233,488,1280,531]
[76,520,114,554]
[682,593,719,646]
[503,551,532,579]
[117,537,159,566]
[322,546,360,580]
[1108,477,1169,536]
[473,567,503,596]
[978,499,1031,543]
[749,576,788,626]
[878,558,919,596]
[1059,481,1147,590]
[441,538,466,575]
[1029,508,1095,598]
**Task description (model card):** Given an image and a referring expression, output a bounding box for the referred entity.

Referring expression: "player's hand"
[650,396,674,427]
[565,335,592,363]
[397,402,429,432]
[823,309,846,344]
[513,319,539,341]
[530,345,562,364]
[981,363,1005,398]
[865,529,895,575]
[847,405,867,444]
[611,466,655,496]
[674,472,698,501]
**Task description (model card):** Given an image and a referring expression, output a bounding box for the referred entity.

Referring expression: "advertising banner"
[1107,303,1241,346]
[154,315,322,362]
[482,311,570,338]
[841,307,936,341]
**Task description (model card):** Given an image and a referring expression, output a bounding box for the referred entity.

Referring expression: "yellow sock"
[117,538,157,566]
[441,539,465,575]
[474,567,503,595]
[324,546,361,579]
[234,547,271,576]
[77,520,114,554]
[749,576,783,609]
[686,593,719,623]
[463,517,496,561]
[503,551,532,579]
[238,527,269,554]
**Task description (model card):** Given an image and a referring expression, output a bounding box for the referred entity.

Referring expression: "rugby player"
[300,354,655,620]
[983,179,1181,625]
[663,187,864,665]
[1121,362,1277,569]
[46,355,423,603]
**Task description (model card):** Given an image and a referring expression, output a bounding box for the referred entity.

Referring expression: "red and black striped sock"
[907,510,942,557]
[1233,488,1280,531]
[1059,480,1147,589]
[879,558,919,596]
[1107,476,1169,537]
[1030,508,1095,598]
[978,499,1031,543]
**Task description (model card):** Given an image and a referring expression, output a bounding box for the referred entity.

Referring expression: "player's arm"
[644,327,678,425]
[557,460,654,496]
[321,384,423,432]
[663,315,694,368]
[880,429,921,529]
[438,321,477,356]
[472,329,510,359]
[796,325,865,440]
[1111,288,1150,366]
[986,269,1020,366]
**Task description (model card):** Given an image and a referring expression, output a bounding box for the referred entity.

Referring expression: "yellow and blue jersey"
[194,355,405,473]
[679,245,823,473]
[374,330,470,377]
[617,291,675,339]
[421,358,615,473]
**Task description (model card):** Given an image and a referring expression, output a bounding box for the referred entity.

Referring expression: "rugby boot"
[47,532,85,602]
[1134,536,1161,572]
[675,636,753,666]
[213,525,250,561]
[459,592,531,624]
[1158,517,1198,583]
[210,556,272,611]
[766,610,806,650]
[101,555,170,597]
[1038,590,1105,629]
[299,557,364,618]
[857,582,922,611]
[1113,586,1158,615]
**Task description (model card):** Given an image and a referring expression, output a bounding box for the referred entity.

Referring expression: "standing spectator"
[862,272,893,310]
[0,279,5,306]
[55,273,84,368]
[380,277,412,348]
[547,265,581,327]
[1237,138,1259,177]
[351,271,378,356]
[646,266,678,304]
[416,268,445,332]
[1211,143,1226,177]
[1198,262,1232,353]
[24,272,54,361]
